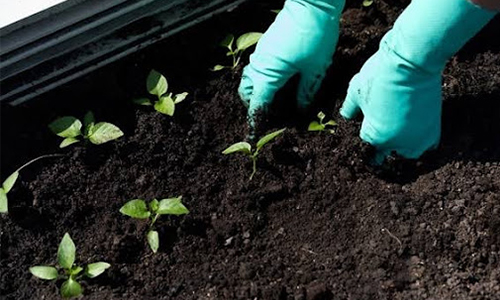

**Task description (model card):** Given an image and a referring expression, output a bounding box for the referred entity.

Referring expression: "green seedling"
[271,9,282,14]
[222,128,285,180]
[133,69,188,116]
[0,154,62,213]
[49,111,123,148]
[120,197,189,253]
[29,233,110,299]
[362,0,374,7]
[308,111,337,133]
[212,32,263,71]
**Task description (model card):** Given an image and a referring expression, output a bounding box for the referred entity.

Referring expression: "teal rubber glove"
[341,0,496,163]
[239,0,345,131]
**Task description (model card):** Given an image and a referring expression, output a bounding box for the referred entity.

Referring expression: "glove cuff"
[381,0,496,74]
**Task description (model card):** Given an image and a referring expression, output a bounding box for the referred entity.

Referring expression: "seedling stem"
[222,128,286,180]
[212,32,262,71]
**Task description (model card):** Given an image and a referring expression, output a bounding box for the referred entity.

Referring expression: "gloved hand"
[239,0,345,132]
[341,0,496,163]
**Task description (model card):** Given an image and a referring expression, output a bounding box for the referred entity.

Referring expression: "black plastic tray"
[0,0,249,105]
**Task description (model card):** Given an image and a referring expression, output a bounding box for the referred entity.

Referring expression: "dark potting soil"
[1,1,500,299]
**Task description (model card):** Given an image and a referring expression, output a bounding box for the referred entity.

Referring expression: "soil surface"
[1,1,500,299]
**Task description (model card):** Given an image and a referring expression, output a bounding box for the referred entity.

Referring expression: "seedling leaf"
[154,96,175,116]
[60,137,80,148]
[83,111,95,128]
[61,278,83,298]
[0,188,7,213]
[317,112,326,123]
[220,34,234,49]
[88,122,124,145]
[58,233,76,269]
[120,199,151,219]
[256,128,285,150]
[212,65,226,72]
[236,32,262,51]
[30,266,58,280]
[174,92,188,104]
[49,117,82,138]
[147,230,159,253]
[363,0,374,7]
[149,199,159,214]
[325,120,337,126]
[85,262,110,278]
[133,98,153,106]
[222,142,252,155]
[308,121,324,131]
[70,266,83,276]
[147,70,168,97]
[3,171,19,193]
[157,197,189,215]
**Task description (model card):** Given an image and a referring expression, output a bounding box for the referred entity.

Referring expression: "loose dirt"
[1,1,499,299]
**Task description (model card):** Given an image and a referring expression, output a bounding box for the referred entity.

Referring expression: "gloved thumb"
[239,64,292,134]
[246,84,276,134]
[238,69,253,108]
[340,74,362,119]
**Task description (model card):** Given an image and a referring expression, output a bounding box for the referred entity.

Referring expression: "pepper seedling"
[133,69,188,116]
[212,32,263,71]
[308,111,337,133]
[0,154,62,214]
[49,111,123,148]
[29,233,110,299]
[362,0,374,7]
[119,197,189,253]
[222,128,285,180]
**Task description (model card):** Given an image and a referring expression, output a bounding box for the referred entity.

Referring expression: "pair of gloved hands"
[239,0,496,163]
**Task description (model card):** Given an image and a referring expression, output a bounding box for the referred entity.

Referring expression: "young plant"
[212,32,263,71]
[133,69,188,116]
[308,111,337,133]
[363,0,374,7]
[49,111,123,148]
[222,128,285,180]
[0,154,62,213]
[29,233,110,299]
[119,196,189,253]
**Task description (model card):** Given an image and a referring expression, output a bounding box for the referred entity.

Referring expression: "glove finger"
[370,130,441,165]
[296,71,326,109]
[240,64,297,131]
[238,69,253,108]
[244,85,279,141]
[373,149,391,166]
[247,86,276,128]
[340,74,362,120]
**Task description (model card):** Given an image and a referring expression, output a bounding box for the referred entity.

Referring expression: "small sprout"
[212,32,263,71]
[133,70,188,117]
[362,0,374,7]
[222,128,285,180]
[0,154,62,213]
[120,197,189,253]
[271,9,281,14]
[30,233,110,299]
[49,111,123,148]
[308,111,337,134]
